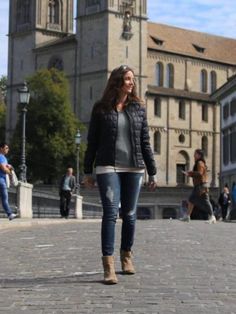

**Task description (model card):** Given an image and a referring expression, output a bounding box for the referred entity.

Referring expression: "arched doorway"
[176,151,189,185]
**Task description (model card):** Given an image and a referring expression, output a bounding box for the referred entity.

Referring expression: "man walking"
[218,186,231,221]
[59,167,76,218]
[0,143,17,220]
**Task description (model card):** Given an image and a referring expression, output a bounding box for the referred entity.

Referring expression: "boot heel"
[102,256,118,284]
[120,250,135,275]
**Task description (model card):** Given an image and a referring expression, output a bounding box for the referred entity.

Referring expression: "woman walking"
[181,149,216,224]
[83,65,157,284]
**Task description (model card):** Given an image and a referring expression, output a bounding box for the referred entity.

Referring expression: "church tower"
[7,0,74,138]
[76,0,148,124]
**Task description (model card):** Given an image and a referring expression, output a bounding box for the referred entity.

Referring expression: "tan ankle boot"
[102,256,118,284]
[120,250,135,274]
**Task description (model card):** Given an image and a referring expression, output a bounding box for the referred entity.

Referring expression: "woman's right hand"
[82,175,95,189]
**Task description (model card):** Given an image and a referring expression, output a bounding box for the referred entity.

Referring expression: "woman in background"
[181,149,216,224]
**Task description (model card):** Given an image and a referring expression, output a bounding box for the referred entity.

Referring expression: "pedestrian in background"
[231,182,236,211]
[59,167,76,218]
[0,142,17,220]
[83,65,157,284]
[218,186,231,221]
[209,195,221,220]
[181,149,216,224]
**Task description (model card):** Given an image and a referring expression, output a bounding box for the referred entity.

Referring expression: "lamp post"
[18,82,30,182]
[75,129,81,194]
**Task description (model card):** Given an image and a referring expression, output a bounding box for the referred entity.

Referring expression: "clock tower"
[76,0,148,124]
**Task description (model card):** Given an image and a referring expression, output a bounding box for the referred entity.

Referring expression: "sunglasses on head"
[119,65,128,70]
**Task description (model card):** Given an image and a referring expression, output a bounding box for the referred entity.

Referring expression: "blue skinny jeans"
[96,172,143,256]
[0,177,13,217]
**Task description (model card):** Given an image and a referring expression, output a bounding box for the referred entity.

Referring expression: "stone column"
[74,195,83,219]
[154,205,162,219]
[17,181,33,218]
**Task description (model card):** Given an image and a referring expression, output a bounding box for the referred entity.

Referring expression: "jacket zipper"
[125,107,137,167]
[114,110,118,166]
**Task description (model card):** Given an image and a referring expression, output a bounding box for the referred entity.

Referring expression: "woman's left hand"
[147,180,157,191]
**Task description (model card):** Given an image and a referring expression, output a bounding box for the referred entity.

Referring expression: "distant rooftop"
[148,23,236,65]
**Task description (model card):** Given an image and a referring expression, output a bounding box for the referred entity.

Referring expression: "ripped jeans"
[96,172,143,256]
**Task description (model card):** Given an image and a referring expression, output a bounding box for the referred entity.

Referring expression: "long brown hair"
[195,149,206,163]
[94,65,142,112]
[193,148,207,171]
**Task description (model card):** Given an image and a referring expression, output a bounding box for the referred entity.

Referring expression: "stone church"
[6,0,236,186]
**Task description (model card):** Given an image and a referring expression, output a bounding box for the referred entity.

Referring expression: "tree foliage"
[0,75,7,95]
[10,69,85,184]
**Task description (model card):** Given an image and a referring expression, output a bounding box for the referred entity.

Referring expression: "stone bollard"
[17,181,33,218]
[74,194,83,219]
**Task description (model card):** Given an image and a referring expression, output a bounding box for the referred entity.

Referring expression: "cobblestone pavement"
[0,218,236,314]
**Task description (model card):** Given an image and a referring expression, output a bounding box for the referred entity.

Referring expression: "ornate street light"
[75,129,81,194]
[18,82,30,182]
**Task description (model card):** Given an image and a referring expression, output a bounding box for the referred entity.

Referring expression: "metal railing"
[0,185,220,220]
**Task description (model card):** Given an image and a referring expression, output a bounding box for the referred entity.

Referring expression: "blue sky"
[0,0,236,77]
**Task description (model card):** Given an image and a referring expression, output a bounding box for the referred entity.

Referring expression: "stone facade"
[212,75,236,190]
[7,0,236,187]
[7,0,75,132]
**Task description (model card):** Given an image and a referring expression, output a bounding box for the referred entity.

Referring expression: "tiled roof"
[148,23,236,65]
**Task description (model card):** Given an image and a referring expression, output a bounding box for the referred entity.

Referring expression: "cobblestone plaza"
[0,219,235,313]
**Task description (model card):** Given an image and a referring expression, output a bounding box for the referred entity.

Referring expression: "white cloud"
[192,0,234,5]
[148,0,236,39]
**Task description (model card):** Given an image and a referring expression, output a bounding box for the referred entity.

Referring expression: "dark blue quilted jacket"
[83,101,157,176]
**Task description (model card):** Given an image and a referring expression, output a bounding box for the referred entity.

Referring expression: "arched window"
[223,130,229,165]
[17,0,30,24]
[154,97,161,117]
[154,131,161,154]
[156,62,164,87]
[179,100,185,120]
[202,104,208,122]
[48,0,60,24]
[166,63,174,88]
[179,134,185,143]
[23,0,30,23]
[230,126,236,163]
[230,98,236,116]
[176,150,189,185]
[210,71,217,93]
[200,69,207,93]
[86,0,100,6]
[48,56,64,71]
[202,136,208,156]
[17,0,23,22]
[223,103,229,120]
[90,86,93,100]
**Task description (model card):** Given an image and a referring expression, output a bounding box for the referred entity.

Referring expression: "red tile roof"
[148,23,236,65]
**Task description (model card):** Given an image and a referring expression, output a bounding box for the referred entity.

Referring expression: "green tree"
[11,69,85,184]
[0,76,7,142]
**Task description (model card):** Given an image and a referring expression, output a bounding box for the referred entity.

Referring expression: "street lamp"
[75,129,81,194]
[18,82,30,182]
